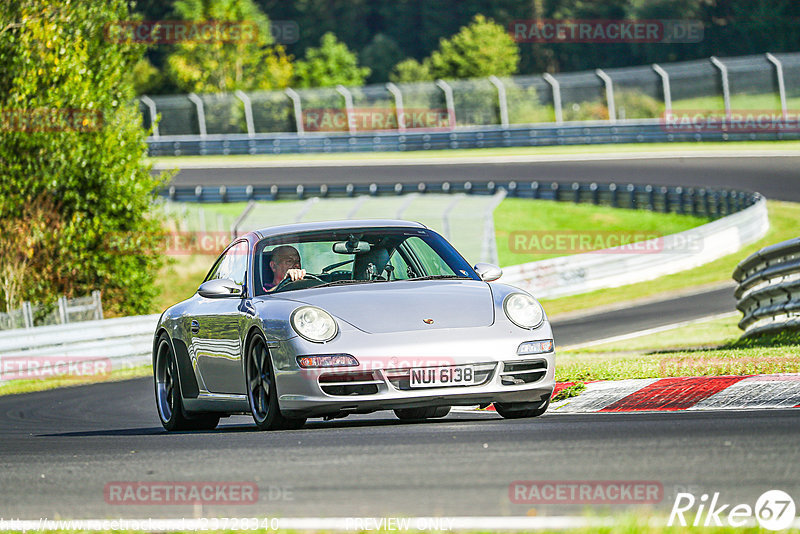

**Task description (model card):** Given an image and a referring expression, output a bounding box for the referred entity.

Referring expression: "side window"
[207,241,248,286]
[403,237,457,276]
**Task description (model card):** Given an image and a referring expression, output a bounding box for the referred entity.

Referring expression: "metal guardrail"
[0,291,104,331]
[0,314,159,382]
[734,238,800,337]
[162,177,759,220]
[147,120,800,157]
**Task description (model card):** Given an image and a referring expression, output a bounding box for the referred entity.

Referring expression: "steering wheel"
[274,273,323,292]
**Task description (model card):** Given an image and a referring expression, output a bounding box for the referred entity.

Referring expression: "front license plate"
[409,366,476,388]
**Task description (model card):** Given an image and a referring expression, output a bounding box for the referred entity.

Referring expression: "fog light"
[517,340,554,355]
[297,354,359,368]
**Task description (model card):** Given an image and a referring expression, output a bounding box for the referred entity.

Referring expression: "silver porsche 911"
[152,220,555,431]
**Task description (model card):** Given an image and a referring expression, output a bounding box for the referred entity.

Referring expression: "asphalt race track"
[168,155,800,202]
[1,378,798,519]
[1,153,798,520]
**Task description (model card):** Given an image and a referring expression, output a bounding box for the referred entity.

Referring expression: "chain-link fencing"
[141,52,800,137]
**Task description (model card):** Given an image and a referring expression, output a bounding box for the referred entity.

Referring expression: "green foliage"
[165,0,292,93]
[0,0,171,316]
[389,58,433,83]
[132,57,164,95]
[293,32,370,88]
[615,90,665,120]
[360,33,403,84]
[428,15,520,79]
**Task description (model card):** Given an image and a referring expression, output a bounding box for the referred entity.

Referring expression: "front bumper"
[271,323,556,418]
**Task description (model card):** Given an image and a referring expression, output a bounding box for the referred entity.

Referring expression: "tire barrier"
[734,237,800,337]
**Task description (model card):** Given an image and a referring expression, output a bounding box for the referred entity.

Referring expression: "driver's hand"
[284,268,306,282]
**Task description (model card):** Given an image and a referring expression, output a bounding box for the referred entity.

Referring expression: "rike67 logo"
[669,490,796,530]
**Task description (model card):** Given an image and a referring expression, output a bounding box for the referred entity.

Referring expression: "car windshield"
[254,227,479,295]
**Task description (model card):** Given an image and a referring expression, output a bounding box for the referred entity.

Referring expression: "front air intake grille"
[501,359,547,386]
[319,371,381,396]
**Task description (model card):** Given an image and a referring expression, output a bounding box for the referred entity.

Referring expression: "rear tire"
[394,406,451,420]
[494,399,549,419]
[154,335,220,431]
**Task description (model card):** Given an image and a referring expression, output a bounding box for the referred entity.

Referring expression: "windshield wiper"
[407,274,467,281]
[313,279,387,288]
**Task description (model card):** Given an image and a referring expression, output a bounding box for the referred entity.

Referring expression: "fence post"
[596,69,616,123]
[187,93,207,138]
[766,53,788,119]
[336,85,356,135]
[652,64,672,115]
[140,95,159,139]
[488,75,509,128]
[234,90,255,137]
[386,82,406,132]
[92,290,104,321]
[285,88,304,135]
[22,301,33,329]
[435,79,456,129]
[57,296,68,324]
[543,73,563,124]
[710,57,732,118]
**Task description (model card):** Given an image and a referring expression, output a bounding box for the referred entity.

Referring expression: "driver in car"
[264,245,306,292]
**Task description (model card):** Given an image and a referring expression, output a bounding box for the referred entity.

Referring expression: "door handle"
[191,320,200,334]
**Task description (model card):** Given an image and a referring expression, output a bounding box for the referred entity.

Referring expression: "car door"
[191,240,249,395]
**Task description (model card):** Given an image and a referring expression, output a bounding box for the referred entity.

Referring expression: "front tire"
[154,335,219,431]
[245,335,306,431]
[394,406,451,420]
[493,399,549,419]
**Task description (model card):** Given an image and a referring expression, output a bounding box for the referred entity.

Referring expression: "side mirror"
[198,278,243,298]
[473,263,502,282]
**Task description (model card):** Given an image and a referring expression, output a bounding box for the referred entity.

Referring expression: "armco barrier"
[162,178,757,220]
[0,314,159,382]
[502,194,768,299]
[146,120,800,157]
[734,237,800,337]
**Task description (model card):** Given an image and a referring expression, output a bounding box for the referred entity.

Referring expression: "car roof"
[253,219,428,239]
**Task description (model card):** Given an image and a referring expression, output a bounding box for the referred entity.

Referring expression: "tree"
[428,15,520,79]
[389,58,433,83]
[0,0,169,316]
[360,33,404,83]
[166,0,292,93]
[293,32,371,88]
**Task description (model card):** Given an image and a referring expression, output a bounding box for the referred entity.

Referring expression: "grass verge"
[541,200,800,317]
[495,199,709,267]
[0,364,151,397]
[557,314,800,383]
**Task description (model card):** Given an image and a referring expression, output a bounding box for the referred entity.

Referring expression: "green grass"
[571,314,742,353]
[672,94,800,112]
[557,314,800,382]
[0,364,151,397]
[541,200,800,317]
[494,199,710,267]
[148,140,800,166]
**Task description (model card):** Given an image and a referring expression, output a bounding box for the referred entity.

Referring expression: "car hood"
[283,280,494,334]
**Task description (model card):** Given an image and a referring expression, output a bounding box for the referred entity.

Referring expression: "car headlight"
[290,306,338,343]
[503,293,544,329]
